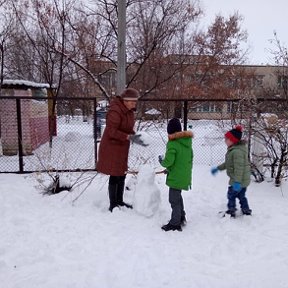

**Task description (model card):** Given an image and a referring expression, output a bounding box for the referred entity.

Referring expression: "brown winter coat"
[96,97,135,176]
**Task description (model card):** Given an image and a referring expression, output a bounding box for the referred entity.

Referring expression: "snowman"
[133,164,161,217]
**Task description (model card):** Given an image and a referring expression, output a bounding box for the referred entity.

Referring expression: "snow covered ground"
[1,166,288,288]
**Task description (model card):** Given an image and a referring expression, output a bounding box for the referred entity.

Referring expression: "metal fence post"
[117,0,127,94]
[183,100,188,130]
[16,98,24,173]
[93,98,98,170]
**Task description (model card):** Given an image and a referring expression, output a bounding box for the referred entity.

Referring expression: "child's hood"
[168,131,193,147]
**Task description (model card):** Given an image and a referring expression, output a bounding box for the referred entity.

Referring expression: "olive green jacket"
[218,141,251,187]
[161,131,193,191]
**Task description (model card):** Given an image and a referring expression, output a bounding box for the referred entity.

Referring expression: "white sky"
[201,0,288,64]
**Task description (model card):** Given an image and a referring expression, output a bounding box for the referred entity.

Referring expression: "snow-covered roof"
[145,108,161,115]
[2,79,52,89]
[98,100,109,107]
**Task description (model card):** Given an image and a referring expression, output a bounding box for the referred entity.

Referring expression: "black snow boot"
[226,210,236,218]
[242,209,252,215]
[108,184,119,212]
[117,181,133,209]
[180,216,187,227]
[161,223,182,232]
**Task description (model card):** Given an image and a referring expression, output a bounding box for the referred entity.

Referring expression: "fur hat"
[167,118,182,135]
[120,88,140,101]
[225,125,243,144]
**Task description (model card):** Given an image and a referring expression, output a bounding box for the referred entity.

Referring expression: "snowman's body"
[133,164,161,217]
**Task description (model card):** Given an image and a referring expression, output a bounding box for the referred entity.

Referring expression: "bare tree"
[76,0,202,99]
[178,13,248,99]
[267,32,288,99]
[249,102,288,186]
[0,2,15,93]
[248,33,288,186]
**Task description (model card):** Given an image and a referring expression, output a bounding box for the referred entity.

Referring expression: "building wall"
[0,97,19,155]
[0,88,49,155]
[0,90,32,155]
[29,100,49,150]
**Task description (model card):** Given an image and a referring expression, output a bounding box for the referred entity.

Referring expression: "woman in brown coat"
[97,88,146,212]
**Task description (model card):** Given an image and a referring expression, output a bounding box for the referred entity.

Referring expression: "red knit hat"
[225,125,243,144]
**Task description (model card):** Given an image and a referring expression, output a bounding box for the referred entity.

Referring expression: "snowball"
[136,131,152,146]
[64,132,81,142]
[133,164,161,218]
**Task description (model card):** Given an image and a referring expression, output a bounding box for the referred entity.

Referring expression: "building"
[76,56,288,120]
[187,65,288,120]
[0,80,51,155]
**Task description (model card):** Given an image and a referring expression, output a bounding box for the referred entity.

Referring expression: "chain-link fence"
[0,96,98,173]
[131,98,288,185]
[1,96,287,185]
[129,99,239,171]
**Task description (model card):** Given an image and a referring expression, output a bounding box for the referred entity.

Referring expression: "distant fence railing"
[0,96,287,174]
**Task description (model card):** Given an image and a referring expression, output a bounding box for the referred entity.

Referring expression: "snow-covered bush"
[251,112,288,186]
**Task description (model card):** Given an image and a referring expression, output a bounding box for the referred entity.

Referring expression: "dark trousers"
[109,176,126,205]
[227,186,250,212]
[169,188,185,226]
[109,176,126,186]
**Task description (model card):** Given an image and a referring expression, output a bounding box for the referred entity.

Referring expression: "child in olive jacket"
[159,118,193,231]
[211,125,252,217]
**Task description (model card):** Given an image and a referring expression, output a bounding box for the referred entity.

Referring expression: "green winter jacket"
[161,131,193,191]
[218,141,251,187]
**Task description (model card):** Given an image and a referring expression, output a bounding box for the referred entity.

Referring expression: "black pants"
[109,176,126,185]
[169,188,185,226]
[109,176,126,205]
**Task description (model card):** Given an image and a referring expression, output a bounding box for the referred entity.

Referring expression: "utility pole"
[116,0,126,95]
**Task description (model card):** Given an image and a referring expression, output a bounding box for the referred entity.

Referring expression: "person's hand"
[158,155,164,164]
[232,182,242,192]
[211,167,218,176]
[128,134,148,147]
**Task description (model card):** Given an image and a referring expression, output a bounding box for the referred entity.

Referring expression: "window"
[278,75,288,90]
[255,75,264,88]
[191,103,222,113]
[227,102,239,113]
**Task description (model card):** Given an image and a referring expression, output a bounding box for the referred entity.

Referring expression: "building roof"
[145,108,162,115]
[1,79,52,89]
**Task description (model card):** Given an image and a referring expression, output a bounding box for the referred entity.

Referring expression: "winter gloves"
[232,182,242,192]
[211,167,218,176]
[211,166,242,192]
[128,133,148,147]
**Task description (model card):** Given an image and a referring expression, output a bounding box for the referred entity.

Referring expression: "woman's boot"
[117,180,133,209]
[108,184,118,212]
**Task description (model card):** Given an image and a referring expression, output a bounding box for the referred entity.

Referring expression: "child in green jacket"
[159,118,193,232]
[211,125,252,218]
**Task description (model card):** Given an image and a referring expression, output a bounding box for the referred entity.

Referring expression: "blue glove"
[158,155,164,164]
[232,182,242,192]
[211,167,218,176]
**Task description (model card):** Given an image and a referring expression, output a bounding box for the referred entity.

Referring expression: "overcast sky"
[201,0,287,64]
